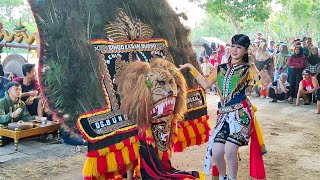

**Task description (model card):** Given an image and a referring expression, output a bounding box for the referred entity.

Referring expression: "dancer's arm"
[179,63,217,89]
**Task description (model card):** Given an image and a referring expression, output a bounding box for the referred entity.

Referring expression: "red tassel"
[127,143,136,161]
[211,165,219,176]
[114,150,125,170]
[97,155,107,175]
[250,128,266,179]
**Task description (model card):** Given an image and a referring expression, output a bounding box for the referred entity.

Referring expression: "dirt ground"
[0,94,319,180]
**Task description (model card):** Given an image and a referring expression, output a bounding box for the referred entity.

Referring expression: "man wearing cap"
[0,82,40,126]
[268,73,290,102]
[296,69,319,106]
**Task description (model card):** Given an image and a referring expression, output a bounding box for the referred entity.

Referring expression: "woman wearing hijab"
[217,45,225,65]
[287,46,306,102]
[306,46,320,83]
[199,43,213,64]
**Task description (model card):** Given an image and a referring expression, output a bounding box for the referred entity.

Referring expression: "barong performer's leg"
[225,141,240,179]
[212,143,226,177]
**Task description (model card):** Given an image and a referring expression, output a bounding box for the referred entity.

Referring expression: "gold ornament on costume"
[105,9,154,41]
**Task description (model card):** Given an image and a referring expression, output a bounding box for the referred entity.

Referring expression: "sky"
[167,0,206,28]
[13,0,206,28]
[16,0,281,29]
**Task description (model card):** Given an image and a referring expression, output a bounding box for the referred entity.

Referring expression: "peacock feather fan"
[28,0,200,138]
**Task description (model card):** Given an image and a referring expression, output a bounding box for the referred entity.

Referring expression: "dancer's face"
[230,44,247,61]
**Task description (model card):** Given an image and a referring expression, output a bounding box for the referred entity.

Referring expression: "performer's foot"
[219,175,228,180]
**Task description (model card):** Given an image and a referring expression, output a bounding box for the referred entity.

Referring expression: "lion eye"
[157,80,165,85]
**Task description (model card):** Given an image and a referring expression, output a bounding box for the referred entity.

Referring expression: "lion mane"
[115,58,187,129]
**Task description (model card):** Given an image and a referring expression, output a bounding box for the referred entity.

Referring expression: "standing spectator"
[0,64,10,98]
[211,42,218,52]
[201,56,214,78]
[306,46,320,83]
[287,46,306,102]
[221,44,230,64]
[300,37,308,56]
[289,38,300,55]
[199,43,213,64]
[217,45,225,65]
[305,37,313,56]
[267,40,276,55]
[255,41,272,71]
[13,64,43,117]
[256,32,262,46]
[209,52,219,68]
[296,69,319,105]
[273,44,289,81]
[201,56,214,94]
[269,73,290,102]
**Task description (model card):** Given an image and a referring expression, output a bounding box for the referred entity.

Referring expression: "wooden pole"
[0,42,39,50]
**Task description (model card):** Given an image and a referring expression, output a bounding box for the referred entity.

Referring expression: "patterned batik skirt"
[204,98,254,174]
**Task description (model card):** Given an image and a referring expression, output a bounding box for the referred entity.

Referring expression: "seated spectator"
[13,64,43,116]
[0,64,10,98]
[0,82,41,126]
[268,73,290,102]
[296,69,320,106]
[253,68,271,98]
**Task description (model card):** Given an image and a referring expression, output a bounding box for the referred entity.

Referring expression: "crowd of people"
[199,33,320,114]
[0,63,50,129]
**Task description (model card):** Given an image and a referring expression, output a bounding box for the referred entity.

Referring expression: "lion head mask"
[115,58,187,129]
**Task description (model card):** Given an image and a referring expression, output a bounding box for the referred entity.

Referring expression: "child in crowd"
[254,67,272,98]
[201,56,214,94]
[209,51,219,68]
[201,56,214,78]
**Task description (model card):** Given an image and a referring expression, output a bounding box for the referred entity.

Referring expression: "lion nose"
[167,91,173,96]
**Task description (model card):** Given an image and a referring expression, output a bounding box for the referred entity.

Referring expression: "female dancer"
[179,34,266,180]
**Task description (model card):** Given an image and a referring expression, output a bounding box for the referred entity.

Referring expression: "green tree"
[0,0,23,22]
[192,0,272,33]
[269,0,320,43]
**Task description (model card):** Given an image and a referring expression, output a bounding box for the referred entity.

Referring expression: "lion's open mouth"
[151,96,176,118]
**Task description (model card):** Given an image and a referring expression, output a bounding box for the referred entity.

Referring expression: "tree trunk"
[227,12,240,34]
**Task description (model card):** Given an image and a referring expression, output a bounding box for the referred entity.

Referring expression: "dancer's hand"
[178,63,194,71]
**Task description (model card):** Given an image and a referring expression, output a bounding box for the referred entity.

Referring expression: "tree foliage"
[0,0,24,22]
[191,0,320,44]
[205,0,272,33]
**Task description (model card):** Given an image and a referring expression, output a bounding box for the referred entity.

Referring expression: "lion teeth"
[158,104,164,115]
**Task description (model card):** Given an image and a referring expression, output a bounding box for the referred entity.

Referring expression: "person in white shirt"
[201,56,214,78]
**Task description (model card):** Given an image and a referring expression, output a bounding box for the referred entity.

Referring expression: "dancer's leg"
[212,142,226,177]
[225,142,240,179]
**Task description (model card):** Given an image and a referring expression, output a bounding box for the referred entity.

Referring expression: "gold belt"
[218,102,244,114]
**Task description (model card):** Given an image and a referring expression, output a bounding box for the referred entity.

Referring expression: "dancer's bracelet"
[189,68,199,77]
